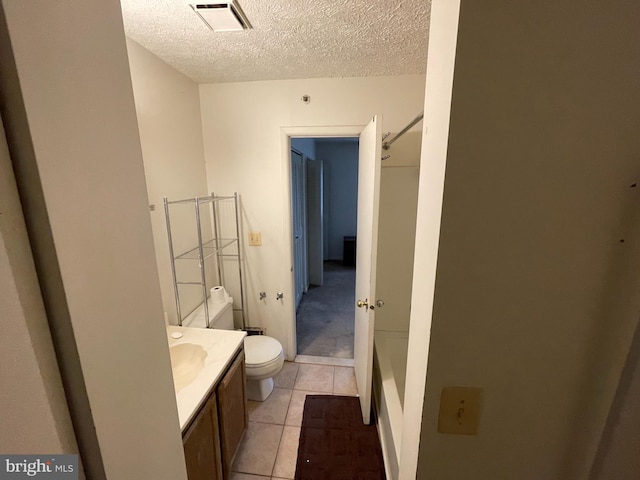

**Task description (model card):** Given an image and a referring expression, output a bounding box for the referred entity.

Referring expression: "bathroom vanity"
[167,326,247,480]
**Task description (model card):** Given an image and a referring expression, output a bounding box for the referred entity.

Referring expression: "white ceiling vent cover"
[190,2,252,32]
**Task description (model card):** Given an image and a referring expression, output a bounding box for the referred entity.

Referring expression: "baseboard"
[294,354,354,367]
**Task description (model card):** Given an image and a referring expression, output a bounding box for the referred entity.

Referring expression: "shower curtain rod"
[382,111,424,150]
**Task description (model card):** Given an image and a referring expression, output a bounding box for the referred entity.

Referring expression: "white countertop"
[166,325,246,431]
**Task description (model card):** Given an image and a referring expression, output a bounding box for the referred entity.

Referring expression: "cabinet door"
[183,392,223,480]
[217,349,248,478]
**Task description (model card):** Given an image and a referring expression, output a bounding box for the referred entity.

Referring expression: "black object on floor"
[295,395,386,480]
[343,236,356,266]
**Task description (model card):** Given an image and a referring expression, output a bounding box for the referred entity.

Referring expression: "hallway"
[295,262,356,359]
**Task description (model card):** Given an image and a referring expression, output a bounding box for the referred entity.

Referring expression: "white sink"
[169,343,207,391]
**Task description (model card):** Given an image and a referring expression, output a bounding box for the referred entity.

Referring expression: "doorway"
[290,137,360,360]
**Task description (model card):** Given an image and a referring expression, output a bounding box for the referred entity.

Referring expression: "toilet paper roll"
[210,286,227,304]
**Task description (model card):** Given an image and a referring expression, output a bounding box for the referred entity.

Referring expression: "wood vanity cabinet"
[182,347,247,480]
[182,391,223,480]
[217,348,248,478]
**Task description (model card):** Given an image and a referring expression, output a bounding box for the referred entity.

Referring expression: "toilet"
[243,335,285,401]
[207,296,284,402]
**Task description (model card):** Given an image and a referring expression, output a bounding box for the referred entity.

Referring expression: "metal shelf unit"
[164,193,245,328]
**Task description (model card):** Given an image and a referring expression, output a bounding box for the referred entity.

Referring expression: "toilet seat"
[244,335,284,381]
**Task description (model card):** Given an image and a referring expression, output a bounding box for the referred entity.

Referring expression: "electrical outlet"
[249,232,262,246]
[437,386,483,435]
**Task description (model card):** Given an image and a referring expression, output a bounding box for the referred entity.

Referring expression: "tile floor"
[230,361,359,480]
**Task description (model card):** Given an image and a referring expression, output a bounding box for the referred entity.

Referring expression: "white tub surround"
[373,330,409,480]
[166,326,246,430]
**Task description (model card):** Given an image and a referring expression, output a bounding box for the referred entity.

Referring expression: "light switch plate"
[437,386,483,435]
[248,232,262,246]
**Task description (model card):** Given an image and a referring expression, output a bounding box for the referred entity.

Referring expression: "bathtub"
[373,330,408,479]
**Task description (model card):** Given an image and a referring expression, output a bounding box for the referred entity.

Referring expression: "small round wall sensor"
[301,94,311,104]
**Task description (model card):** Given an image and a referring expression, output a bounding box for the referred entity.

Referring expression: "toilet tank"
[209,297,234,330]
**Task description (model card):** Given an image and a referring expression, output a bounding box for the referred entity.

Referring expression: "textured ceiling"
[120,0,431,84]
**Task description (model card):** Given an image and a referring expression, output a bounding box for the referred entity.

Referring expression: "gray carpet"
[296,262,356,358]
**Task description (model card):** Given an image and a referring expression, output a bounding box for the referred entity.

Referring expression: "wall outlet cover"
[249,232,262,246]
[438,386,483,435]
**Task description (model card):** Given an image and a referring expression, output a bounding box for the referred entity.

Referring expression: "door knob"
[356,299,369,309]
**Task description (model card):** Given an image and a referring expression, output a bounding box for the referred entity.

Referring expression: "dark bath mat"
[295,395,386,480]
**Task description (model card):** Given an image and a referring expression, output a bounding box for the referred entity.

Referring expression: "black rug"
[295,395,386,480]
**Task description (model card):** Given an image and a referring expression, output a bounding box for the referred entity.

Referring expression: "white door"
[291,149,307,308]
[306,157,323,286]
[354,114,383,424]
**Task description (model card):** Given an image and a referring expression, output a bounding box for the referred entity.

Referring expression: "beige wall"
[0,119,79,461]
[199,75,426,355]
[0,1,186,478]
[416,1,640,478]
[590,318,640,480]
[591,323,640,479]
[126,38,209,324]
[402,1,461,477]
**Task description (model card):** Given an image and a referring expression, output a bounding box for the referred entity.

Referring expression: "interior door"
[354,114,383,424]
[291,149,306,309]
[306,157,323,286]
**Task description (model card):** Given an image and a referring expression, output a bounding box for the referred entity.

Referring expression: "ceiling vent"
[190,2,252,32]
